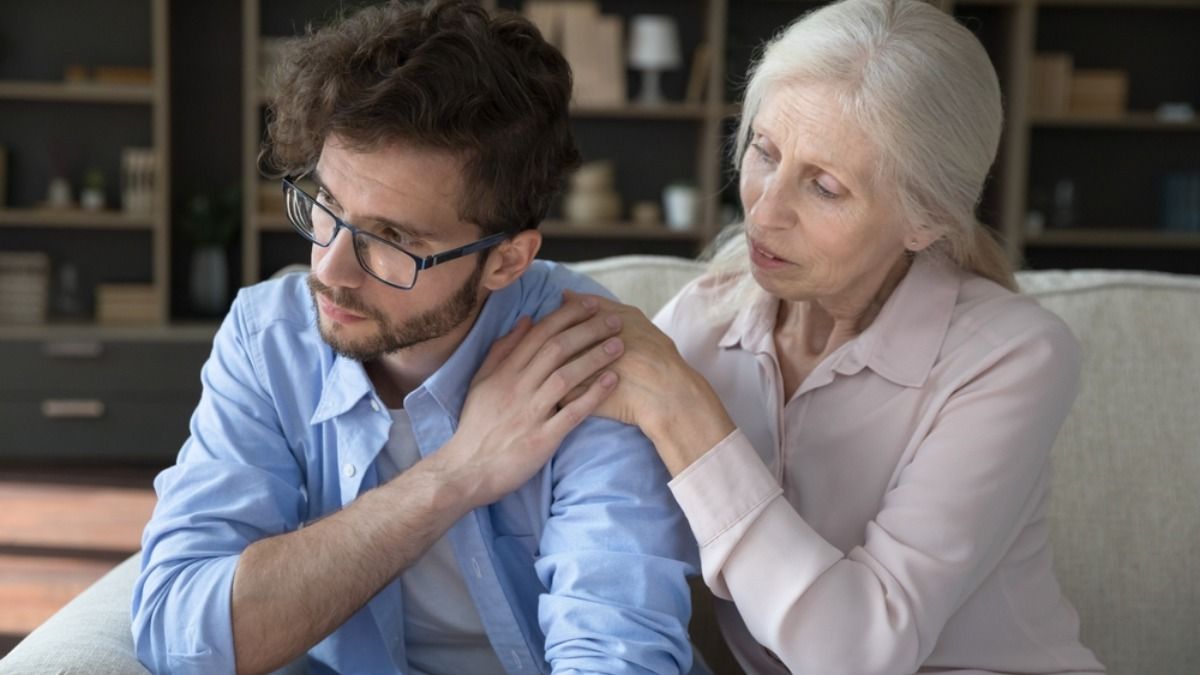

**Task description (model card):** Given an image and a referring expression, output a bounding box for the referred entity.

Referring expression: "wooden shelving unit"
[942,0,1200,270]
[0,0,171,328]
[242,0,735,282]
[238,0,1198,283]
[0,208,155,230]
[540,220,703,241]
[1026,230,1200,249]
[1030,112,1200,131]
[569,103,710,120]
[0,81,155,105]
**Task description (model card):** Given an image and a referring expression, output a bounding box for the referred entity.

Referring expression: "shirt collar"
[418,282,522,420]
[717,287,776,352]
[854,254,961,387]
[716,254,961,388]
[310,351,375,425]
[310,281,522,426]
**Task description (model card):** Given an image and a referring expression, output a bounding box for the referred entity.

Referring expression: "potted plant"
[182,188,239,316]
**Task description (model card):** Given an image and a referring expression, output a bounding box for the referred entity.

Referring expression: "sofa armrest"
[1,552,313,675]
[0,554,148,675]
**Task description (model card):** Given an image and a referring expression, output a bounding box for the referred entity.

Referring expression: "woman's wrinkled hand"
[559,291,736,475]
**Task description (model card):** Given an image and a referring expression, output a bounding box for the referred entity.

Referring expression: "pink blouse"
[658,255,1105,675]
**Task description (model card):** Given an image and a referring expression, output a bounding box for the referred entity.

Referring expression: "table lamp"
[628,15,682,105]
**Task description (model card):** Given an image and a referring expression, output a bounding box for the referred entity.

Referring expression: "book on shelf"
[1162,173,1200,233]
[1029,53,1072,116]
[523,1,562,48]
[95,283,162,325]
[0,252,49,324]
[0,144,6,207]
[1069,69,1129,117]
[685,42,711,104]
[562,3,624,107]
[526,1,625,108]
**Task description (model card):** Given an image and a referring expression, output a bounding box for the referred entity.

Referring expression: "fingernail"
[603,337,622,355]
[600,371,617,386]
[605,314,621,329]
[582,296,598,310]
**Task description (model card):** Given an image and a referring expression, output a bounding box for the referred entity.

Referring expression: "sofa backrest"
[1019,269,1200,675]
[570,255,1200,675]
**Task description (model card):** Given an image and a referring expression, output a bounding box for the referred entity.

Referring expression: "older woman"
[546,0,1107,673]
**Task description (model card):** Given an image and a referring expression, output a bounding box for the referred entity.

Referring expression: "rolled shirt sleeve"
[131,291,306,674]
[536,418,700,675]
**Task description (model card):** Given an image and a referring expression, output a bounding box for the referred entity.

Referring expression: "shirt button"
[370,400,380,412]
[343,463,356,478]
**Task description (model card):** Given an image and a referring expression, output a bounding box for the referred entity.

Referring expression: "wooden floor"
[0,463,161,657]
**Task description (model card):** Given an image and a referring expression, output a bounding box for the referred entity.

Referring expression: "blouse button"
[342,463,356,478]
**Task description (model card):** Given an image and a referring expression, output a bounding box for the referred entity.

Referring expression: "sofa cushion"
[1018,269,1200,675]
[0,555,149,675]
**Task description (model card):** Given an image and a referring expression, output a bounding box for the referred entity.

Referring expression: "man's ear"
[482,229,542,291]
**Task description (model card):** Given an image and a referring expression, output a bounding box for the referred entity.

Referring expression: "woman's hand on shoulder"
[560,291,736,475]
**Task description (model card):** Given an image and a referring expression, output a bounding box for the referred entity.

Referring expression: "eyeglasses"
[282,177,511,290]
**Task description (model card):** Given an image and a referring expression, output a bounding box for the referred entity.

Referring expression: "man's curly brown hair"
[262,0,580,235]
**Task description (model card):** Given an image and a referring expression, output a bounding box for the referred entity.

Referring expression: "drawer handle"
[43,340,104,359]
[41,399,106,419]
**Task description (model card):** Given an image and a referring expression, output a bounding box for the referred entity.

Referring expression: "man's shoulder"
[232,272,318,337]
[509,259,615,319]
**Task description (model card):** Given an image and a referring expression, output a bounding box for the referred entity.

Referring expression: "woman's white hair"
[706,0,1014,322]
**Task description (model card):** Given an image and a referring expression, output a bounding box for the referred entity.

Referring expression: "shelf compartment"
[257,213,702,241]
[0,209,154,230]
[0,80,155,104]
[570,103,710,120]
[541,220,702,241]
[1031,112,1200,131]
[1025,229,1200,249]
[256,212,291,232]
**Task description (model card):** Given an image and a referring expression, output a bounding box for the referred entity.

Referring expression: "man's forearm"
[230,455,470,675]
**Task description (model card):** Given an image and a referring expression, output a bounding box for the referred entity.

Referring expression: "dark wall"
[169,0,244,318]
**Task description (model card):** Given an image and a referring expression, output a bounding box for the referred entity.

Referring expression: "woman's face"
[740,82,915,310]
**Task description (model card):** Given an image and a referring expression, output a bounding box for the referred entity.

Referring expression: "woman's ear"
[482,229,542,291]
[905,226,939,253]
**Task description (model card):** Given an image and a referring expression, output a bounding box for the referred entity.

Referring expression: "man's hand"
[432,292,626,508]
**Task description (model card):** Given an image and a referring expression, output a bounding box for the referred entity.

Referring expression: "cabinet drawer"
[0,338,211,395]
[0,397,196,462]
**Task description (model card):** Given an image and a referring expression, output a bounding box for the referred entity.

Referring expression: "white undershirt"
[377,409,506,675]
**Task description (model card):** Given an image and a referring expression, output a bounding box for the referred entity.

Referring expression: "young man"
[131,2,700,673]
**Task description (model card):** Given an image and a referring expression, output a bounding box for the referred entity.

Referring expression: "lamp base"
[635,69,666,106]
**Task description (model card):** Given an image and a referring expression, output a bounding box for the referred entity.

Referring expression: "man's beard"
[307,261,484,362]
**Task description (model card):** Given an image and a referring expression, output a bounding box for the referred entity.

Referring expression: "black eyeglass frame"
[282,176,512,290]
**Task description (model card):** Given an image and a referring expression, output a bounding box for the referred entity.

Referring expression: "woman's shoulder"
[653,272,746,350]
[944,271,1080,365]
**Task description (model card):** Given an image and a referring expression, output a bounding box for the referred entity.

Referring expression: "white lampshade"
[627,15,682,70]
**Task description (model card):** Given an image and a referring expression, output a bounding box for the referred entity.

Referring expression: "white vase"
[190,246,228,316]
[663,184,699,231]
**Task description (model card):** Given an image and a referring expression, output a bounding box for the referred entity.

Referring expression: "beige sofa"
[3,255,1198,674]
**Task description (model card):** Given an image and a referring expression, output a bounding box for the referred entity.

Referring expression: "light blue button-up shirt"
[132,261,702,675]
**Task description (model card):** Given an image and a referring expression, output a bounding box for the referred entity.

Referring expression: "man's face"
[306,136,489,362]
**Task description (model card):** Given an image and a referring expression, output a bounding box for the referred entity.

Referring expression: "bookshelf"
[0,0,171,326]
[0,208,155,230]
[943,0,1200,271]
[237,0,1200,278]
[0,81,156,105]
[240,0,731,283]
